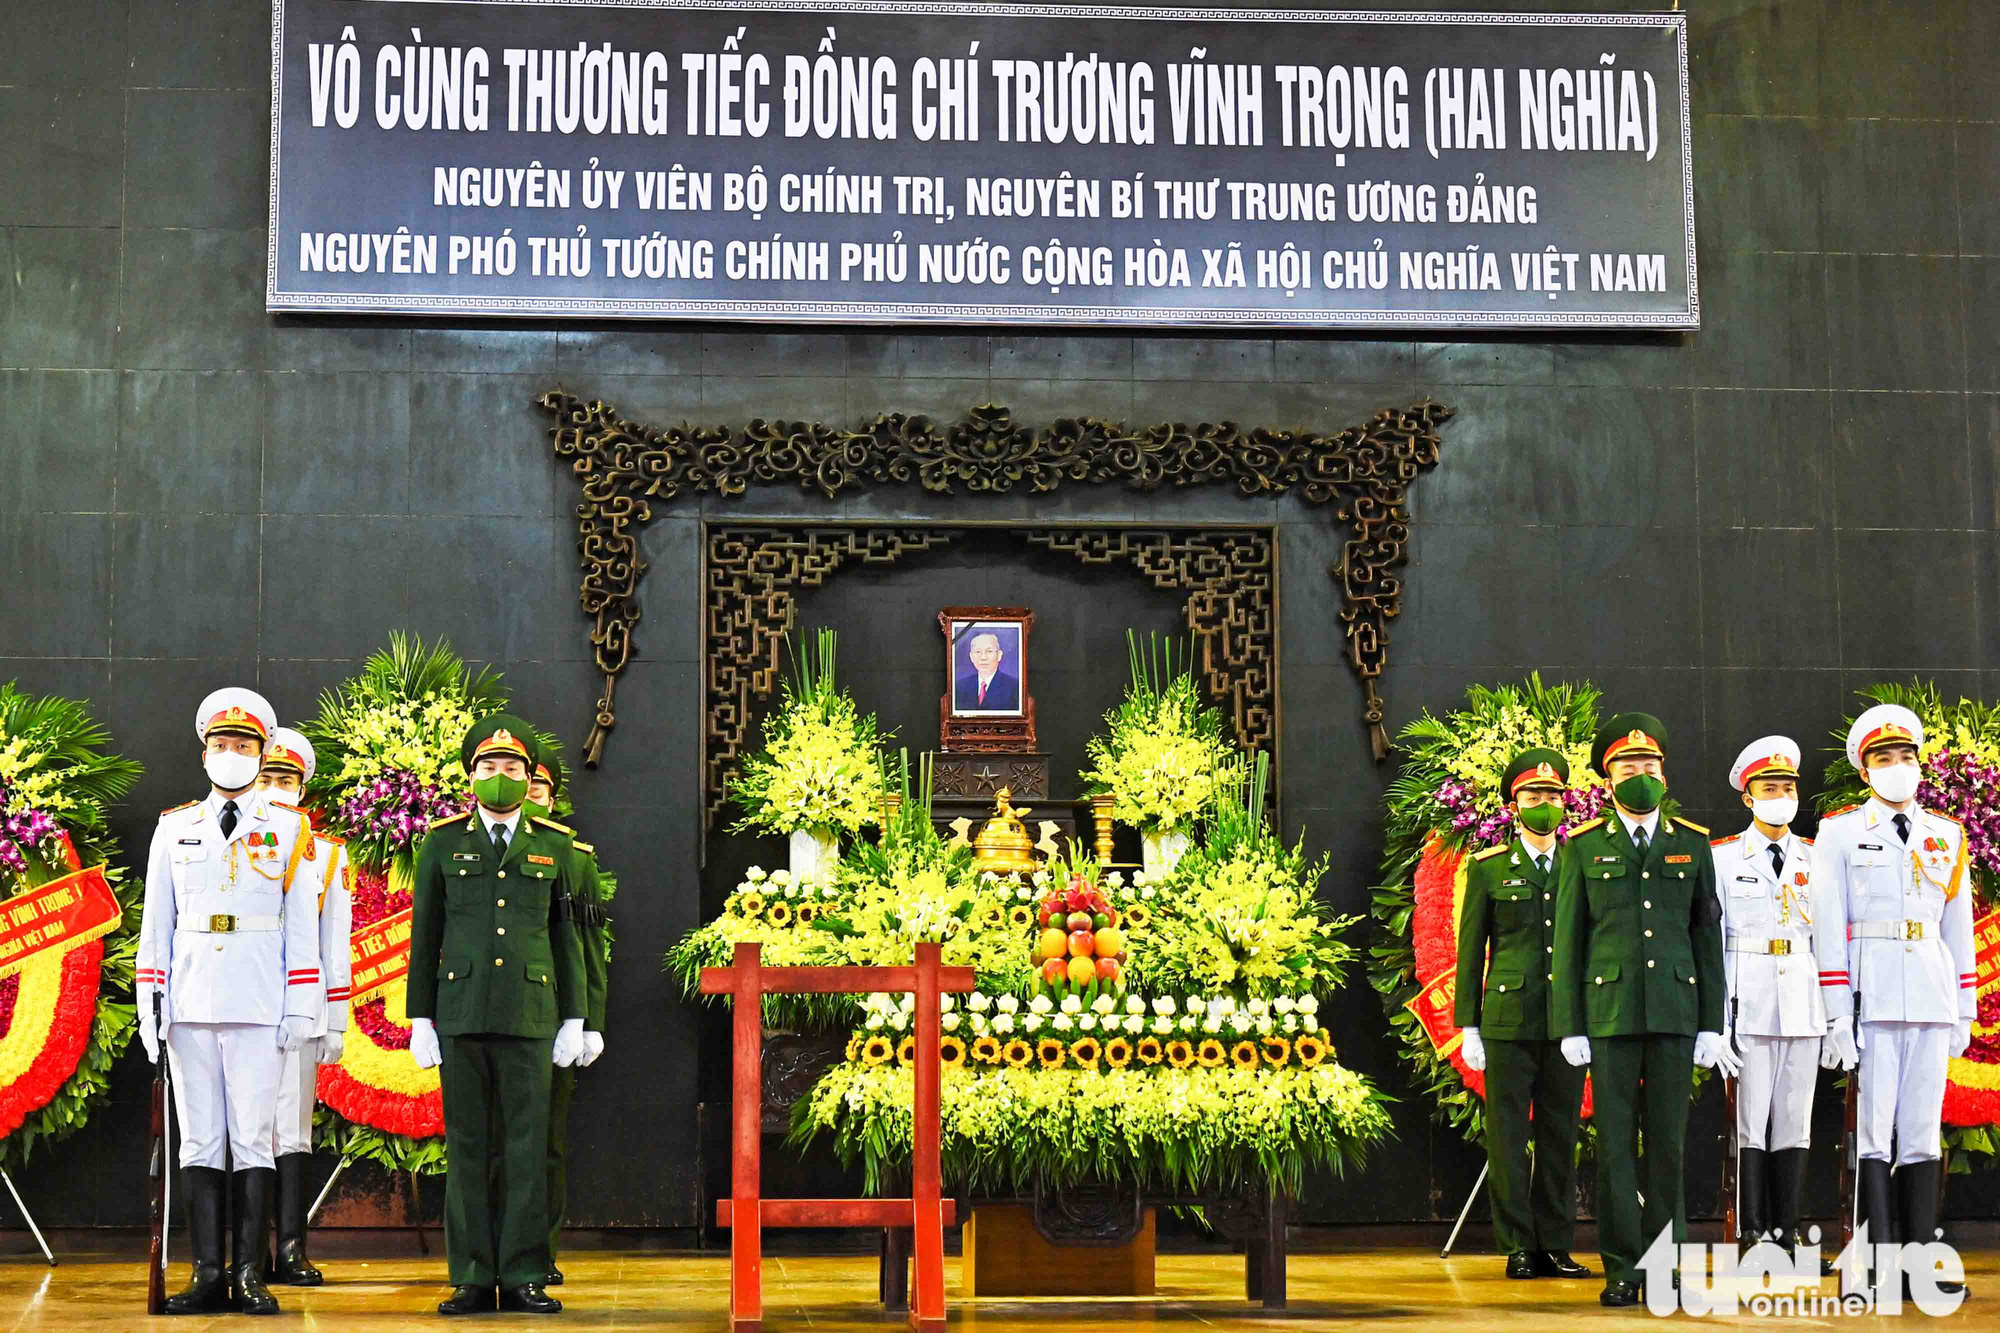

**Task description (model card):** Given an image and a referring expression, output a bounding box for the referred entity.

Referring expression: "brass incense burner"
[972,788,1039,876]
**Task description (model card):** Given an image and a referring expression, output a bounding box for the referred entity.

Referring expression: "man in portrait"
[953,628,1020,712]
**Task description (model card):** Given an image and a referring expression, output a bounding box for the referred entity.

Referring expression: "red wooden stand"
[701,941,974,1332]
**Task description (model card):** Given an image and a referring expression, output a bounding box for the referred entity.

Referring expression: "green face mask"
[473,773,528,811]
[1613,773,1666,814]
[1517,801,1563,836]
[522,798,551,822]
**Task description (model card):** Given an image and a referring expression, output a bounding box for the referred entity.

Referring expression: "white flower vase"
[1141,828,1190,880]
[789,826,839,885]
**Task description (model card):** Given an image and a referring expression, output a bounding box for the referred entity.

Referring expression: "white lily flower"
[1203,1015,1223,1033]
[865,1011,885,1029]
[967,1013,987,1034]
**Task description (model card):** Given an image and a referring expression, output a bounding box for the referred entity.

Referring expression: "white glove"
[318,1029,346,1063]
[277,1015,315,1052]
[1820,1015,1858,1071]
[580,1031,605,1067]
[1952,1021,1972,1060]
[408,1016,443,1070]
[552,1018,586,1067]
[1561,1035,1592,1067]
[1694,1030,1742,1078]
[139,1009,162,1065]
[1458,1026,1486,1072]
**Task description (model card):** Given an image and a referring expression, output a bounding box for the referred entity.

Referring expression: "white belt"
[1726,935,1804,956]
[177,914,281,934]
[1849,920,1933,941]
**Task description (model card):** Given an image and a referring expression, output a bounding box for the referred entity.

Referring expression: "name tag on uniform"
[178,838,202,846]
[527,854,555,866]
[1666,854,1692,864]
[1503,878,1527,886]
[1859,843,1883,851]
[1735,875,1760,884]
[452,852,482,862]
[1593,855,1621,864]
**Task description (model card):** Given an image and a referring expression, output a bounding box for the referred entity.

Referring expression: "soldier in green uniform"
[1453,748,1590,1281]
[525,760,609,1288]
[406,717,589,1316]
[1552,714,1735,1306]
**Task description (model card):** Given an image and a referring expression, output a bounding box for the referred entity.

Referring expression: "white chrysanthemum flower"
[1140,886,1156,900]
[1216,996,1237,1015]
[1017,887,1032,901]
[1105,871,1125,889]
[1203,1015,1223,1033]
[967,1013,987,1034]
[1184,996,1205,1016]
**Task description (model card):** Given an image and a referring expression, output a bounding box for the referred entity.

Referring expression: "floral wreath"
[1818,682,2000,1168]
[0,685,143,1171]
[1369,675,1637,1145]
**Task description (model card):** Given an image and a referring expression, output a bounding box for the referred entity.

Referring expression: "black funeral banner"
[267,2,1697,329]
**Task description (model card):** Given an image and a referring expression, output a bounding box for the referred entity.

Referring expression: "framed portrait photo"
[938,606,1036,752]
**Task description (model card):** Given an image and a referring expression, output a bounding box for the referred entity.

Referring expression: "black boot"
[165,1166,230,1314]
[1859,1158,1896,1292]
[1768,1148,1807,1259]
[231,1168,281,1315]
[1737,1147,1769,1247]
[1896,1160,1967,1298]
[271,1153,324,1286]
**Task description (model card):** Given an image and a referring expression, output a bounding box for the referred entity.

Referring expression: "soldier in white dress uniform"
[1710,736,1824,1255]
[1811,703,1975,1296]
[256,728,351,1287]
[136,689,322,1316]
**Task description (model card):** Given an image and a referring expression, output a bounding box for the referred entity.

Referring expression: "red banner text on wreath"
[0,865,122,980]
[1943,908,2000,1128]
[348,907,413,1002]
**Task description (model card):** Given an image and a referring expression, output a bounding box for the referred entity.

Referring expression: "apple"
[1041,957,1068,985]
[1066,955,1098,986]
[1067,911,1093,932]
[1068,929,1095,958]
[1095,956,1119,981]
[1093,926,1124,957]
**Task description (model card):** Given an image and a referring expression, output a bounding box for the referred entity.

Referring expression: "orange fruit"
[1066,955,1097,986]
[1093,926,1123,957]
[1037,928,1068,961]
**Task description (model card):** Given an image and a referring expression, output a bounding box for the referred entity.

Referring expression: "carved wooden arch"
[539,393,1452,776]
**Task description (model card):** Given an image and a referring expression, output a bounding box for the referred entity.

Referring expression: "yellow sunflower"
[1003,1039,1033,1068]
[767,902,793,928]
[795,902,818,925]
[1166,1040,1196,1069]
[1196,1039,1227,1068]
[1294,1034,1327,1067]
[1071,1037,1102,1068]
[737,892,766,916]
[897,1035,917,1067]
[845,1034,863,1063]
[862,1035,894,1066]
[1123,902,1151,927]
[1103,1037,1133,1068]
[971,1035,1002,1064]
[1037,1039,1067,1069]
[939,1035,967,1068]
[1262,1036,1291,1067]
[1136,1036,1164,1065]
[1230,1041,1260,1070]
[1007,905,1035,929]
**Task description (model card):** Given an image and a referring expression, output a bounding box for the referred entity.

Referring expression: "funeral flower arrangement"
[1369,675,1619,1144]
[672,754,1391,1197]
[0,684,143,1169]
[302,635,506,1174]
[1080,634,1234,834]
[729,629,889,838]
[1818,682,2000,1168]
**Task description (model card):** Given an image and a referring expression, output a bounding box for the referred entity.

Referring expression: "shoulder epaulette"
[1710,834,1740,847]
[315,831,347,846]
[1567,817,1605,835]
[1823,803,1860,819]
[1797,837,1814,846]
[430,811,472,829]
[160,799,199,816]
[1674,816,1709,835]
[1932,811,1964,827]
[531,816,574,835]
[1472,844,1508,861]
[573,840,595,855]
[271,799,304,814]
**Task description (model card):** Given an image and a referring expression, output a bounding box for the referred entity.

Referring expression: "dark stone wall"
[0,0,1994,1231]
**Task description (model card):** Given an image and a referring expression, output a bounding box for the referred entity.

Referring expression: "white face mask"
[1868,762,1920,805]
[1751,796,1798,828]
[204,749,262,792]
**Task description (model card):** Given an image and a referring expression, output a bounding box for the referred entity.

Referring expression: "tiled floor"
[1,1247,1986,1328]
